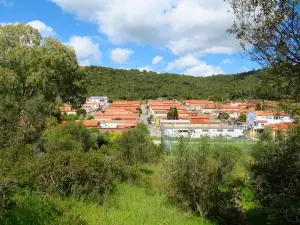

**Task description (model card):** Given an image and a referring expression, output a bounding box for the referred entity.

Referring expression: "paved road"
[140,104,161,137]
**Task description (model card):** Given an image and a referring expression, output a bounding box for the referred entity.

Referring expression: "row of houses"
[150,100,295,138]
[83,100,140,132]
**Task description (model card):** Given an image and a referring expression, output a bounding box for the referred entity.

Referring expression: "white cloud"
[138,66,153,72]
[221,59,233,64]
[166,55,200,71]
[27,20,55,37]
[67,36,101,66]
[152,56,163,65]
[166,55,224,77]
[184,63,224,77]
[110,48,133,64]
[50,0,237,55]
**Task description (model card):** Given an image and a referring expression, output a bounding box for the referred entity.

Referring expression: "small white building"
[253,111,293,129]
[162,125,244,138]
[84,96,108,110]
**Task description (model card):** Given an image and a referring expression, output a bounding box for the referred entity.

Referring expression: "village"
[59,96,295,140]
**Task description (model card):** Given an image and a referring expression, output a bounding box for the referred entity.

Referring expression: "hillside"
[85,66,262,101]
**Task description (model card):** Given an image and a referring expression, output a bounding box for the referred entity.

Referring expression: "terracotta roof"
[256,120,268,123]
[265,122,297,131]
[221,105,241,109]
[254,111,286,116]
[191,119,221,124]
[184,100,215,104]
[215,109,248,113]
[77,120,100,128]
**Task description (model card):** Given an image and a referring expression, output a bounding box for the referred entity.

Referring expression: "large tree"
[227,0,299,66]
[226,0,300,100]
[0,24,87,147]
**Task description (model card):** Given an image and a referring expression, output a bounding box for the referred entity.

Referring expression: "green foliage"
[0,24,87,148]
[60,114,79,121]
[238,113,247,122]
[250,127,300,224]
[14,150,114,200]
[76,108,87,118]
[167,107,179,120]
[257,129,274,142]
[41,123,98,153]
[86,115,94,120]
[0,179,16,219]
[2,191,86,225]
[85,66,261,100]
[165,137,243,224]
[119,123,163,165]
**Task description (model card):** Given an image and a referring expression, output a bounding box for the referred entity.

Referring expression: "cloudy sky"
[0,0,260,76]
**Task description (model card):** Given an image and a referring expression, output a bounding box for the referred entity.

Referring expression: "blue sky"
[0,0,260,76]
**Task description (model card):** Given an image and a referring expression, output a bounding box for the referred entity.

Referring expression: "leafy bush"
[16,150,115,201]
[76,108,87,118]
[60,114,79,121]
[250,127,300,225]
[2,191,87,225]
[165,137,242,224]
[0,178,16,219]
[41,123,98,153]
[118,123,163,165]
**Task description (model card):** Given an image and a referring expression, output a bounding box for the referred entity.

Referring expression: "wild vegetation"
[1,4,300,223]
[85,66,262,101]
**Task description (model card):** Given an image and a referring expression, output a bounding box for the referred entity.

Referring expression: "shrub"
[119,123,163,165]
[165,137,242,224]
[250,127,300,224]
[76,108,87,118]
[41,123,98,153]
[17,150,115,201]
[2,191,87,225]
[0,178,16,219]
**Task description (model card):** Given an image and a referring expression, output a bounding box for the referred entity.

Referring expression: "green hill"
[85,66,262,101]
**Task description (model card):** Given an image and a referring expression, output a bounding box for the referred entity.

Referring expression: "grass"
[70,183,213,225]
[2,183,213,225]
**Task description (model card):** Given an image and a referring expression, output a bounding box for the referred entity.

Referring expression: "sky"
[0,0,261,76]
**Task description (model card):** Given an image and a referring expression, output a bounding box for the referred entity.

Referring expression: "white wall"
[163,128,244,138]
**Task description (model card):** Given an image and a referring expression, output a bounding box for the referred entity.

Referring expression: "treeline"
[85,66,264,101]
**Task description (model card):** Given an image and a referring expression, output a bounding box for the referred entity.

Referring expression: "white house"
[84,96,108,110]
[253,111,293,129]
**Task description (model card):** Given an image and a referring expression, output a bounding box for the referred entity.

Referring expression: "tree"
[167,107,179,120]
[0,24,87,146]
[226,0,299,66]
[76,108,87,118]
[250,127,300,224]
[237,113,246,122]
[226,0,300,100]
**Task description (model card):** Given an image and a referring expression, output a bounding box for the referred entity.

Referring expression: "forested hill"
[85,66,262,101]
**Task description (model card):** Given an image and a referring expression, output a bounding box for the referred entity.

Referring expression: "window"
[217,129,223,132]
[202,130,209,132]
[228,129,234,132]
